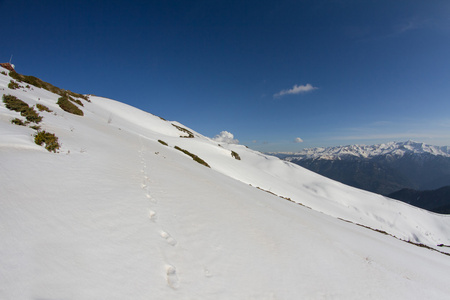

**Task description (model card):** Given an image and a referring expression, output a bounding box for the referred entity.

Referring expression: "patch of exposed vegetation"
[3,94,28,111]
[9,71,90,102]
[22,107,42,123]
[172,124,194,138]
[253,185,311,209]
[2,94,42,123]
[57,95,84,116]
[69,97,84,107]
[10,71,60,94]
[158,140,168,146]
[1,71,6,75]
[9,71,88,115]
[8,80,21,90]
[336,217,450,257]
[174,146,210,168]
[36,103,52,112]
[34,130,60,152]
[231,150,241,160]
[68,91,89,102]
[256,186,278,196]
[11,118,25,126]
[3,95,60,149]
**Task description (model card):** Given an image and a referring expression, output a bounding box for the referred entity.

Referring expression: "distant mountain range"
[273,141,450,160]
[270,141,450,213]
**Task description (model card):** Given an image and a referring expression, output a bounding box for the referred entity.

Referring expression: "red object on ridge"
[0,63,15,72]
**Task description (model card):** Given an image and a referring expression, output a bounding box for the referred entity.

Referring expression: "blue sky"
[1,0,450,152]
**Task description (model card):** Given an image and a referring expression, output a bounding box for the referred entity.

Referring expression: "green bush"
[70,97,84,107]
[11,118,25,126]
[57,95,84,116]
[10,71,61,94]
[9,71,58,93]
[2,94,42,123]
[231,150,241,160]
[174,146,210,168]
[22,107,43,123]
[30,125,41,131]
[1,71,6,75]
[3,94,29,112]
[34,130,60,152]
[3,95,42,123]
[9,71,90,102]
[158,140,168,146]
[172,124,194,138]
[8,80,21,90]
[36,103,52,112]
[67,91,90,102]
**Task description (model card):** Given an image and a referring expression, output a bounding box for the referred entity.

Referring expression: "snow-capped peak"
[275,140,450,160]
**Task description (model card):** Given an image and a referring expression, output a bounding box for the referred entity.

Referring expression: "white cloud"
[212,131,239,144]
[294,137,304,143]
[274,83,317,98]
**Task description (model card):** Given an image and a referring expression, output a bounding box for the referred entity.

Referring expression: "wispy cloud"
[359,19,427,42]
[385,20,421,38]
[274,83,317,98]
[294,137,304,143]
[394,20,418,34]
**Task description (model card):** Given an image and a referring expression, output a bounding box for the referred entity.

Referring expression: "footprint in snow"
[166,265,179,289]
[148,210,157,221]
[146,193,157,203]
[160,231,177,246]
[204,268,212,278]
[142,176,151,188]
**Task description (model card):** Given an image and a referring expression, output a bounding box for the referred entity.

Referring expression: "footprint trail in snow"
[139,136,180,289]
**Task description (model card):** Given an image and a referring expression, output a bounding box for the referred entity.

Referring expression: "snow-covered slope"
[273,141,450,160]
[1,69,450,299]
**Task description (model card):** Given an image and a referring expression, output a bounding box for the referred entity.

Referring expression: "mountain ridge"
[271,141,450,200]
[271,140,450,160]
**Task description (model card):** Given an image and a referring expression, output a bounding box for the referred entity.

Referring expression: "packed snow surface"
[1,69,450,299]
